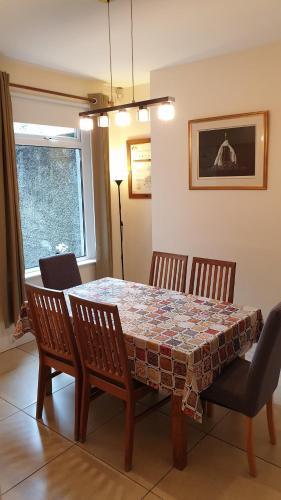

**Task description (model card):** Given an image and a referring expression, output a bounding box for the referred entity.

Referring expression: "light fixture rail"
[79,96,175,117]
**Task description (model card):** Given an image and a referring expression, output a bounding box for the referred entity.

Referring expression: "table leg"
[171,393,187,470]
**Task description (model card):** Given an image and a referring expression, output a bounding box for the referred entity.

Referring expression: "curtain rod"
[9,82,97,104]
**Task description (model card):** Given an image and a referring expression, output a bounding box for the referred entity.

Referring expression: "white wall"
[151,42,281,315]
[109,84,152,284]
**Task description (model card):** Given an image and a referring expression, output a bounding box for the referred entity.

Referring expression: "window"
[14,122,95,271]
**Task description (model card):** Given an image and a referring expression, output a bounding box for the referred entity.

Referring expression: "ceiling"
[0,0,281,86]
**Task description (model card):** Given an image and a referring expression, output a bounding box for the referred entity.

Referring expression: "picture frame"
[188,111,269,190]
[127,138,151,199]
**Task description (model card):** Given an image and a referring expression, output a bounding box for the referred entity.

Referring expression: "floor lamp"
[115,179,125,280]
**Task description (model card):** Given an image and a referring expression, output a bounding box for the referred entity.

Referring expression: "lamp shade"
[157,102,175,121]
[115,109,131,127]
[137,107,150,122]
[79,117,94,130]
[98,113,109,127]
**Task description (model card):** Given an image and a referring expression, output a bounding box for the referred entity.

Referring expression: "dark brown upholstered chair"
[39,253,82,290]
[189,257,236,303]
[201,303,281,477]
[70,294,165,471]
[149,251,188,293]
[25,283,82,441]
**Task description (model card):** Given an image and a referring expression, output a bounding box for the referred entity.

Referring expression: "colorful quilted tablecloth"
[15,278,262,422]
[65,278,262,421]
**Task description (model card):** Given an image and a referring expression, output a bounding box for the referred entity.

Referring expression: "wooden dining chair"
[149,251,188,293]
[189,257,236,303]
[39,252,82,290]
[69,294,161,471]
[25,283,82,441]
[201,302,281,477]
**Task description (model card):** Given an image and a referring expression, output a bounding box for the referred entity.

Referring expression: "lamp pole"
[115,179,124,280]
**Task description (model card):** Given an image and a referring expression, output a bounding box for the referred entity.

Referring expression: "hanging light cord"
[107,0,113,105]
[130,0,135,103]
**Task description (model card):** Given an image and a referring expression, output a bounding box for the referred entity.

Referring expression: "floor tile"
[3,446,147,500]
[143,493,164,500]
[0,411,72,495]
[210,403,281,468]
[0,398,18,421]
[0,348,73,409]
[153,435,281,500]
[160,400,229,434]
[271,382,281,406]
[79,409,205,490]
[18,341,38,357]
[24,385,124,441]
[138,391,170,409]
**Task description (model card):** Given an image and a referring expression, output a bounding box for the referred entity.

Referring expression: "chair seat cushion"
[201,357,251,415]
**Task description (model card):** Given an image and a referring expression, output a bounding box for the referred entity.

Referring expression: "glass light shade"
[79,117,94,131]
[97,114,109,128]
[157,102,175,121]
[115,109,131,127]
[137,107,150,122]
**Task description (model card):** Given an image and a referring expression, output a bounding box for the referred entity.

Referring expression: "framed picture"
[188,111,269,190]
[127,138,151,199]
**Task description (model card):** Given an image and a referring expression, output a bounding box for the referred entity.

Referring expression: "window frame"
[14,125,96,275]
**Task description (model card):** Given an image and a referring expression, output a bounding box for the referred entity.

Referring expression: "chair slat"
[195,263,202,295]
[211,265,218,299]
[26,284,78,363]
[201,263,207,296]
[189,257,236,303]
[70,296,130,386]
[206,264,212,298]
[222,267,230,302]
[149,251,188,293]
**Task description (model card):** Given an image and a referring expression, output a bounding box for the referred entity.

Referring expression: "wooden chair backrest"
[69,295,131,389]
[25,283,78,365]
[149,251,188,293]
[189,257,236,303]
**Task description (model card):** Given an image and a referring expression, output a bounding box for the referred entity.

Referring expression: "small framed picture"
[127,138,151,199]
[188,111,269,190]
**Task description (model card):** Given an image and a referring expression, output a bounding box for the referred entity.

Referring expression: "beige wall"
[0,57,152,349]
[109,84,152,284]
[151,42,281,316]
[0,54,102,96]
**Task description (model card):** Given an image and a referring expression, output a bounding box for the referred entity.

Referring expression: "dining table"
[15,277,262,470]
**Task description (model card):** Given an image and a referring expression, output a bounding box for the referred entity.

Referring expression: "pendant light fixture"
[79,116,94,131]
[137,106,150,122]
[79,0,175,129]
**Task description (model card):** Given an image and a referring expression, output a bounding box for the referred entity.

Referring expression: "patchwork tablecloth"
[15,278,262,421]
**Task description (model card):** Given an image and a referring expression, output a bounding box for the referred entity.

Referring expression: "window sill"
[25,258,96,279]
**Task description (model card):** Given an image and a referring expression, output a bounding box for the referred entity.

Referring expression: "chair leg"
[245,416,257,477]
[79,379,91,442]
[45,366,52,396]
[74,376,82,442]
[36,362,48,419]
[124,400,135,472]
[266,398,276,445]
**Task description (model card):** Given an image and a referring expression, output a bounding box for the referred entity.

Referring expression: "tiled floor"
[1,341,281,499]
